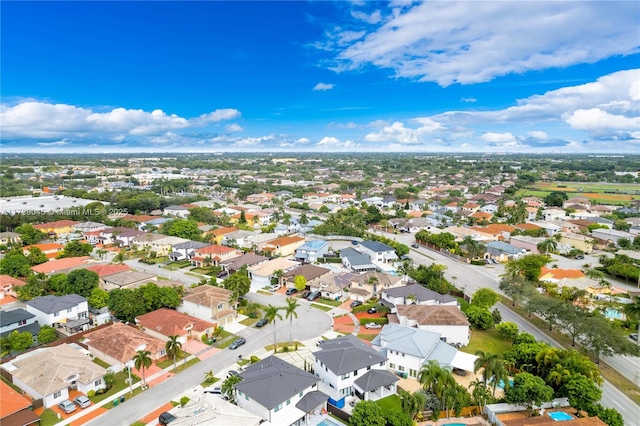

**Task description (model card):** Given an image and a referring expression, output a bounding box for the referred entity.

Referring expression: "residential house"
[349,271,403,301]
[163,205,190,218]
[30,256,92,275]
[559,233,594,253]
[541,208,567,221]
[235,355,327,426]
[314,272,357,300]
[424,213,453,228]
[168,240,211,261]
[97,227,146,246]
[443,226,497,243]
[131,233,189,256]
[178,285,236,326]
[585,216,614,228]
[22,242,65,260]
[358,241,398,264]
[191,245,241,268]
[509,235,544,254]
[85,263,130,286]
[26,294,89,332]
[486,223,516,240]
[293,240,329,263]
[74,221,108,234]
[534,222,562,237]
[371,323,477,380]
[563,197,591,211]
[470,211,493,223]
[101,271,157,291]
[542,220,581,234]
[246,193,275,204]
[282,264,331,291]
[314,334,397,408]
[479,204,499,214]
[204,226,239,244]
[0,275,25,299]
[263,235,305,257]
[220,252,270,275]
[485,241,526,262]
[221,229,259,248]
[0,380,40,426]
[33,220,79,239]
[591,228,634,247]
[83,323,166,371]
[0,232,21,246]
[3,344,106,408]
[381,283,457,313]
[135,308,215,344]
[395,305,471,346]
[540,267,586,285]
[248,258,300,291]
[340,249,378,273]
[0,308,40,341]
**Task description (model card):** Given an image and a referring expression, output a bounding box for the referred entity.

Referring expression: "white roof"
[451,351,477,373]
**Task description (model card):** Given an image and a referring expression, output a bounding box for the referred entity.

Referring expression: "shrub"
[514,332,536,345]
[281,346,289,353]
[180,396,190,407]
[496,322,520,340]
[201,335,208,343]
[358,318,389,325]
[87,390,96,398]
[250,355,260,364]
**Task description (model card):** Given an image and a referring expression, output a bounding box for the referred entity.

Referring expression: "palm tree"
[474,350,500,387]
[535,347,560,377]
[417,360,444,393]
[221,374,243,402]
[399,389,426,421]
[113,250,126,264]
[470,379,493,413]
[623,295,640,346]
[96,248,107,261]
[165,335,182,372]
[537,238,558,255]
[204,369,215,383]
[462,236,485,260]
[546,363,571,389]
[396,260,412,282]
[133,349,153,386]
[406,293,418,304]
[284,298,299,344]
[264,304,283,352]
[489,360,509,397]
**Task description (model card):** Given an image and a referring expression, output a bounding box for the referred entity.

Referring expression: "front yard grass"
[240,317,260,326]
[375,394,402,417]
[92,357,111,369]
[265,341,304,352]
[460,328,512,356]
[357,333,377,341]
[157,353,193,369]
[39,408,60,426]
[171,357,200,373]
[315,298,343,307]
[89,371,140,405]
[311,303,332,312]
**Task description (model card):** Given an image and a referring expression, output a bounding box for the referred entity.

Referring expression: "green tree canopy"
[65,269,99,298]
[37,325,58,344]
[505,372,554,416]
[471,288,499,309]
[15,223,46,245]
[27,247,48,266]
[88,287,109,309]
[504,255,549,282]
[0,249,32,277]
[293,275,307,291]
[56,240,93,258]
[161,219,203,241]
[350,400,386,426]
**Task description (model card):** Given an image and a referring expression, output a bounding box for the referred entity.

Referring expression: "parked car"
[229,337,246,349]
[411,243,419,248]
[227,370,239,378]
[350,300,363,308]
[306,291,321,301]
[285,288,298,295]
[365,323,382,329]
[491,258,499,264]
[204,386,222,395]
[269,283,281,292]
[255,318,269,328]
[576,255,585,260]
[367,307,377,314]
[352,240,358,245]
[159,412,176,425]
[73,395,91,409]
[301,290,311,298]
[316,339,325,346]
[630,333,638,342]
[58,400,77,414]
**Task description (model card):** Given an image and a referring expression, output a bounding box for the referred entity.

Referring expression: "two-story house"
[395,305,471,346]
[293,240,329,264]
[163,205,190,218]
[0,232,21,246]
[135,308,215,344]
[178,285,236,326]
[0,308,40,341]
[263,235,306,257]
[132,234,190,256]
[168,240,211,261]
[34,220,79,239]
[248,258,300,292]
[349,271,403,301]
[314,334,398,408]
[235,355,327,426]
[358,241,398,264]
[372,323,477,380]
[282,264,331,292]
[381,283,457,313]
[25,294,89,331]
[3,344,107,408]
[101,271,157,291]
[191,245,242,268]
[97,227,146,247]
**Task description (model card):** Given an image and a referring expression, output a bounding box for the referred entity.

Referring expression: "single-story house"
[135,308,215,344]
[394,305,470,346]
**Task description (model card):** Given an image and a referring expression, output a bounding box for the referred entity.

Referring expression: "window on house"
[18,320,27,326]
[217,303,223,310]
[274,403,283,412]
[398,366,405,372]
[341,373,350,379]
[367,366,371,371]
[389,363,395,369]
[54,391,62,399]
[340,387,351,396]
[287,399,291,405]
[54,311,60,317]
[379,362,384,366]
[409,369,417,378]
[299,391,303,397]
[160,349,166,356]
[353,369,358,376]
[245,394,249,400]
[95,379,102,386]
[67,308,72,313]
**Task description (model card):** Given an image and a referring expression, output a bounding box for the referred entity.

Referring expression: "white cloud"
[564,108,640,131]
[461,97,477,103]
[313,82,335,91]
[0,101,241,139]
[351,10,382,24]
[527,131,548,140]
[481,132,517,144]
[317,136,357,149]
[234,134,275,146]
[364,117,441,144]
[225,123,244,132]
[329,121,358,129]
[296,137,311,144]
[327,2,639,85]
[38,140,68,147]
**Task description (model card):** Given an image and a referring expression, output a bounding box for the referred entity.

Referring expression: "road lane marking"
[611,400,625,411]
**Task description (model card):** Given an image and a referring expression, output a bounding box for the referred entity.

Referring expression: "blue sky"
[1,1,639,153]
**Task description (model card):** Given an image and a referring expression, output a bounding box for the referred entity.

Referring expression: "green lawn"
[92,357,111,369]
[460,328,512,356]
[201,377,220,387]
[357,333,376,341]
[157,353,193,369]
[89,371,140,405]
[311,303,333,312]
[240,317,260,326]
[170,357,200,373]
[315,298,343,307]
[257,290,272,296]
[39,409,61,426]
[375,394,402,417]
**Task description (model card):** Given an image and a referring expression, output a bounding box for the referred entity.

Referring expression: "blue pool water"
[604,308,624,320]
[444,424,466,426]
[492,378,514,389]
[317,418,345,426]
[548,411,573,421]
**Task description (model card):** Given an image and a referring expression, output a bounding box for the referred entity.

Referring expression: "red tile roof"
[0,275,26,287]
[33,220,79,229]
[31,256,90,274]
[136,308,215,336]
[86,263,131,277]
[0,380,32,418]
[540,267,585,280]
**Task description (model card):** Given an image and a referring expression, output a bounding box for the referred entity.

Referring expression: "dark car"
[576,255,585,260]
[285,288,298,296]
[306,291,321,301]
[301,290,311,298]
[352,240,358,245]
[367,307,377,314]
[229,337,246,349]
[411,243,419,248]
[255,318,269,328]
[159,412,176,425]
[227,370,239,378]
[630,333,638,342]
[350,300,363,308]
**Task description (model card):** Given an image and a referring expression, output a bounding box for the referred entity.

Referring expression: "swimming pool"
[604,308,624,320]
[317,418,345,426]
[548,411,573,421]
[492,378,514,389]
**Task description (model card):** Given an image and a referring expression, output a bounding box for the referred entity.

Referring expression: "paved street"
[86,292,331,426]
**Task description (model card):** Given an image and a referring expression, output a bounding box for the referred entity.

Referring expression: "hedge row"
[358,318,389,325]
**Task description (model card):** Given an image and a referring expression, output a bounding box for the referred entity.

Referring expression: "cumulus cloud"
[326,2,639,86]
[0,101,241,140]
[296,137,311,144]
[564,108,640,131]
[481,132,518,145]
[313,82,335,91]
[225,123,244,132]
[364,117,441,144]
[351,9,382,24]
[317,136,357,149]
[234,134,275,146]
[38,140,68,147]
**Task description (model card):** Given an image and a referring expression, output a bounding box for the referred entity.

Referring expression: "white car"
[269,283,281,291]
[365,323,382,329]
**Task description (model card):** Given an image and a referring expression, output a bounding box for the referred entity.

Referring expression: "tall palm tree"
[264,304,283,352]
[133,350,152,386]
[417,360,445,393]
[470,379,493,413]
[96,248,107,261]
[165,335,182,372]
[204,370,215,383]
[489,360,509,397]
[474,350,500,387]
[462,236,485,260]
[221,374,243,402]
[396,260,412,282]
[537,238,558,255]
[284,298,299,344]
[113,251,126,264]
[623,295,640,346]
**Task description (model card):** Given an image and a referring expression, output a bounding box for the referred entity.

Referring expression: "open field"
[518,181,640,205]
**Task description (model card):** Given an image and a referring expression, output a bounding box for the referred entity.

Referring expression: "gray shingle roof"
[383,283,457,304]
[172,241,211,250]
[0,308,35,327]
[426,340,458,367]
[315,335,387,375]
[26,294,86,314]
[359,241,394,253]
[353,369,399,393]
[371,323,441,358]
[295,390,329,412]
[236,355,319,410]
